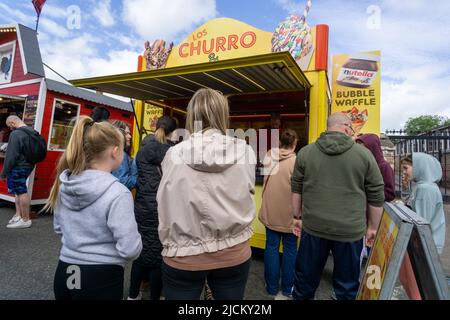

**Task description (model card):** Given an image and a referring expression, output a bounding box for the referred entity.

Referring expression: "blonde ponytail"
[43,116,123,212]
[154,127,167,144]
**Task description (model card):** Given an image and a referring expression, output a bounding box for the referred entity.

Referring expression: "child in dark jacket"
[127,116,178,300]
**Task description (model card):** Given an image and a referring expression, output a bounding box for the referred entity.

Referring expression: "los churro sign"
[141,18,329,72]
[165,18,273,68]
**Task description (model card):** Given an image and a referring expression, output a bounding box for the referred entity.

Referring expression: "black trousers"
[128,258,163,300]
[293,230,364,300]
[162,259,251,300]
[54,260,124,300]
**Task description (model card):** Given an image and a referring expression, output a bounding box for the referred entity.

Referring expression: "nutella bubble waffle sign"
[331,51,381,136]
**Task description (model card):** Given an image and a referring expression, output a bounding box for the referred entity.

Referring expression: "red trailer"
[0,24,134,205]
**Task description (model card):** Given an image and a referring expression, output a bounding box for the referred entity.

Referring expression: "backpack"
[19,128,47,164]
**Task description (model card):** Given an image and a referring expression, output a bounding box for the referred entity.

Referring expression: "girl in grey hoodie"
[44,116,142,300]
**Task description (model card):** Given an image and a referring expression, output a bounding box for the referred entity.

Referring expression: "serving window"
[0,97,25,144]
[49,99,80,151]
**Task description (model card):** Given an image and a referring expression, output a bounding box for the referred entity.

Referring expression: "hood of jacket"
[175,129,254,173]
[267,148,296,162]
[315,131,354,156]
[413,153,442,184]
[59,169,118,211]
[356,134,385,164]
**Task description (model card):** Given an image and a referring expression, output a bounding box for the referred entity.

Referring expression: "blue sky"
[1,0,449,130]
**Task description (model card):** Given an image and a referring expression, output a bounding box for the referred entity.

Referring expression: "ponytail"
[153,116,178,144]
[43,116,123,212]
[154,127,167,144]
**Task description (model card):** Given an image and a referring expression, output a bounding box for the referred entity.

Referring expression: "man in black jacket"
[0,115,34,229]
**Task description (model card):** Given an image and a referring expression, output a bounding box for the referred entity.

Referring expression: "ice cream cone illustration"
[272,1,315,69]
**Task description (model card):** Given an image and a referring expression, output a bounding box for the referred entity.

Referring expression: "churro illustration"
[342,107,369,136]
[144,39,174,70]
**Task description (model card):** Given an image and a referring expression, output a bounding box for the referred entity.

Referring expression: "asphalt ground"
[0,202,448,300]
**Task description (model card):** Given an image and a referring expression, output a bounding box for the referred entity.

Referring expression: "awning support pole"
[129,98,142,140]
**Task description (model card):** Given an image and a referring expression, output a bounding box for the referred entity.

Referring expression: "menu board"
[23,95,38,127]
[358,210,399,300]
[142,103,163,133]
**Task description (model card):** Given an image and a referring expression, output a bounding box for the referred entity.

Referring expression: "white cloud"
[41,3,68,19]
[275,0,304,14]
[275,0,450,131]
[39,18,70,38]
[104,32,142,49]
[39,32,140,84]
[0,3,36,26]
[122,0,217,41]
[92,0,116,27]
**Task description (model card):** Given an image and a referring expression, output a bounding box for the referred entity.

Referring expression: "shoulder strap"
[262,152,296,195]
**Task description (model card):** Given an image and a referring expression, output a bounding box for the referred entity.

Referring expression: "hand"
[365,227,377,247]
[401,174,409,189]
[293,218,302,237]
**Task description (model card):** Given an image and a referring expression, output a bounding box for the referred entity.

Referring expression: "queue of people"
[20,88,444,300]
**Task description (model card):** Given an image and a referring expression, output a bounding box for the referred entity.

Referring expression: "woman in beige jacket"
[156,88,256,300]
[258,129,298,298]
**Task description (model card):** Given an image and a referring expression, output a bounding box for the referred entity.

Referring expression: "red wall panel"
[31,90,133,200]
[0,85,133,201]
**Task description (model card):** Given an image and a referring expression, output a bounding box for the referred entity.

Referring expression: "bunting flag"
[32,0,47,17]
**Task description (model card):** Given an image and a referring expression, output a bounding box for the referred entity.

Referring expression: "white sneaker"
[7,218,32,229]
[8,215,21,225]
[274,292,292,300]
[127,293,142,300]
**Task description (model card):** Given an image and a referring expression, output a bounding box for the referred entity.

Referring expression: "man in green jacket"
[291,113,384,300]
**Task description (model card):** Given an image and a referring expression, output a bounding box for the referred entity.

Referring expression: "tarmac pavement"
[0,202,448,300]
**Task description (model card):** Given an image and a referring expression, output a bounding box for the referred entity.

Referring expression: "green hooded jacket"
[291,131,385,242]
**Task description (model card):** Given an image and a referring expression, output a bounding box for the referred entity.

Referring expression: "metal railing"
[387,133,450,202]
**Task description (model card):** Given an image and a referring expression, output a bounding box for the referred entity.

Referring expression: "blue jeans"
[293,230,363,300]
[264,227,298,296]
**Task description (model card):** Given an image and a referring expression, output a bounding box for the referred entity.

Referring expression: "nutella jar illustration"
[336,54,379,89]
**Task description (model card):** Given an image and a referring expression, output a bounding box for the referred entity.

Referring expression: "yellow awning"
[70,52,311,101]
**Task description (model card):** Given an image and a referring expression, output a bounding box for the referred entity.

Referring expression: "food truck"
[71,17,332,249]
[0,24,134,205]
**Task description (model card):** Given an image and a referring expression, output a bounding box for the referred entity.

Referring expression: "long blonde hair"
[186,88,229,134]
[110,119,132,154]
[44,116,124,212]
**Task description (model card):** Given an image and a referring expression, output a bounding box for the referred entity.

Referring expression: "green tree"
[404,115,447,135]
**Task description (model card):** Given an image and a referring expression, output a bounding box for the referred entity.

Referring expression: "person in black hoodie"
[1,116,35,229]
[127,116,178,300]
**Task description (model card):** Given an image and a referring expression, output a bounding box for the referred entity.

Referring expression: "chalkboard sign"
[23,95,38,128]
[357,202,448,300]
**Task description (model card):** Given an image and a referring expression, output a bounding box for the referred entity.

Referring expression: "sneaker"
[275,292,292,300]
[330,291,337,300]
[391,286,407,300]
[8,215,20,225]
[6,218,32,229]
[127,292,142,300]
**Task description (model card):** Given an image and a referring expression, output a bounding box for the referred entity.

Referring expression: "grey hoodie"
[411,153,446,254]
[54,169,142,266]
